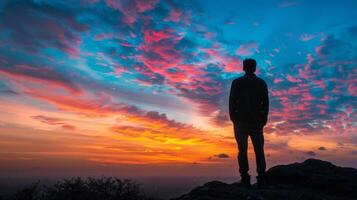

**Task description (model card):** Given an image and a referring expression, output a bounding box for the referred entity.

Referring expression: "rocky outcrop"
[172,159,357,200]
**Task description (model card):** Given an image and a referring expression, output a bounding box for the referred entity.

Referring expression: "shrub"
[10,177,154,200]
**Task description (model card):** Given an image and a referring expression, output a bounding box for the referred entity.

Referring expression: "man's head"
[243,58,256,73]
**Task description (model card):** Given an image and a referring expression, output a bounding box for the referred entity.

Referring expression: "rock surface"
[171,159,357,200]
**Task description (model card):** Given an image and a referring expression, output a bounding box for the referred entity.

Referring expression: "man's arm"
[261,81,269,126]
[229,79,237,121]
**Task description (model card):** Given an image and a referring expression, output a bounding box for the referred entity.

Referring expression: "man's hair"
[243,58,256,73]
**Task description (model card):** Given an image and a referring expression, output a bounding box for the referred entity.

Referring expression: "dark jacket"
[229,73,269,126]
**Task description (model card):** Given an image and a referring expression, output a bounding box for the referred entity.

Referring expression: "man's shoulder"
[234,75,246,82]
[233,74,267,86]
[231,76,241,83]
[255,76,268,85]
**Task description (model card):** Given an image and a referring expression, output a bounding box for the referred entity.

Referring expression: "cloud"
[32,115,76,131]
[214,153,229,158]
[265,26,357,135]
[165,8,183,23]
[144,111,187,129]
[25,88,219,145]
[236,42,259,56]
[277,1,298,8]
[61,124,76,130]
[0,0,355,149]
[96,0,159,26]
[31,115,66,125]
[66,0,236,127]
[337,142,344,146]
[0,63,81,94]
[136,28,190,86]
[315,35,352,58]
[318,146,327,151]
[300,33,316,42]
[0,0,88,56]
[0,89,18,95]
[0,0,356,171]
[224,20,235,25]
[306,151,316,156]
[207,153,230,160]
[286,74,301,83]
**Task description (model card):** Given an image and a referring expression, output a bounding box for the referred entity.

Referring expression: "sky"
[0,0,356,184]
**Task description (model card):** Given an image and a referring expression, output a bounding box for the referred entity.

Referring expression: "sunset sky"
[0,0,356,181]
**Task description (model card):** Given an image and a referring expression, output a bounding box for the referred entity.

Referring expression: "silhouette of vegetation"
[9,177,155,200]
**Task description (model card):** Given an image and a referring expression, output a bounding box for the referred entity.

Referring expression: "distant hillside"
[172,159,357,200]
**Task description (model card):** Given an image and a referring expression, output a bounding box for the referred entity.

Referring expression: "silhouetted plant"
[10,177,154,200]
[12,182,41,200]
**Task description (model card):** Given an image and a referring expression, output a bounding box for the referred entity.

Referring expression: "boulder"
[172,159,357,200]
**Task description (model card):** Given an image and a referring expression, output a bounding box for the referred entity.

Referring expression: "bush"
[10,177,154,200]
[13,182,41,200]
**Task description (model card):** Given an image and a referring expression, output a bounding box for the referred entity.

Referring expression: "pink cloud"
[165,8,182,23]
[0,64,82,94]
[347,81,357,96]
[136,0,159,13]
[32,115,77,130]
[274,78,283,83]
[300,33,316,41]
[287,74,301,83]
[236,42,259,56]
[143,29,176,43]
[203,48,242,73]
[104,0,159,26]
[315,45,325,58]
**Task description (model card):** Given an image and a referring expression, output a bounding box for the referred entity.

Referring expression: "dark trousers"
[233,122,266,178]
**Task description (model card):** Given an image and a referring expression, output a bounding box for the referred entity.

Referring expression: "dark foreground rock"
[172,159,357,200]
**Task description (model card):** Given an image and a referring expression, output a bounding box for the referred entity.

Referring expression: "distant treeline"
[1,177,157,200]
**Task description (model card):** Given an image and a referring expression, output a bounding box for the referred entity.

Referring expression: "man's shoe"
[237,175,251,187]
[256,175,267,189]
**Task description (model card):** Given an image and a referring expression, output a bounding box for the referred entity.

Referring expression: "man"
[229,58,269,187]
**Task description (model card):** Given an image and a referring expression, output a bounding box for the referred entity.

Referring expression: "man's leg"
[233,122,250,182]
[250,128,266,185]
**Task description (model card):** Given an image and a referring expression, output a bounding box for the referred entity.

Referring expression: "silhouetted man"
[229,58,269,187]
